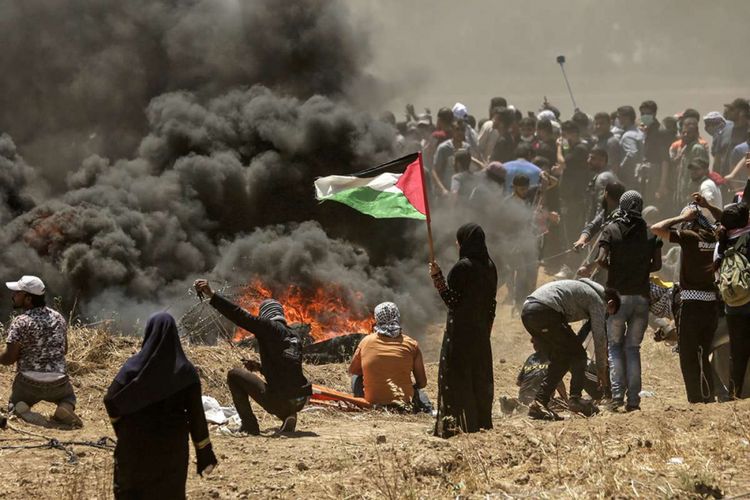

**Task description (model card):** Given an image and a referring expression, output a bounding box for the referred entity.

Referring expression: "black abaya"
[104,313,216,499]
[433,224,498,438]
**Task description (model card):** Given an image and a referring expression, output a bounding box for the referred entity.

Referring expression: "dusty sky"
[351,0,749,121]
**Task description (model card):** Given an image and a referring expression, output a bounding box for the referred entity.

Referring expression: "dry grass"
[1,300,749,499]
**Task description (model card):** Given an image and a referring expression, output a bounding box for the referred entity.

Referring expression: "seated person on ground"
[348,302,430,411]
[0,275,82,427]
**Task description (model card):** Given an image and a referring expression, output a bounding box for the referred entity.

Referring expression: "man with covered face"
[194,279,311,435]
[651,195,721,403]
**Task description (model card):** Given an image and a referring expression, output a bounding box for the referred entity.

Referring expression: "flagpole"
[417,153,435,262]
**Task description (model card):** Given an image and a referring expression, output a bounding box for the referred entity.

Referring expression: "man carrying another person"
[348,302,429,411]
[651,195,721,403]
[501,143,542,195]
[0,275,82,427]
[521,278,621,420]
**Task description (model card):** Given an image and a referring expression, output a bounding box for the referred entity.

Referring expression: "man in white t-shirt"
[688,158,723,222]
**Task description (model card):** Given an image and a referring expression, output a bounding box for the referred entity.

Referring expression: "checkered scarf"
[373,302,402,338]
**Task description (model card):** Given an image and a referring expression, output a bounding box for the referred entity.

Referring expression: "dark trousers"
[726,313,750,398]
[227,369,304,431]
[521,301,587,405]
[678,300,718,403]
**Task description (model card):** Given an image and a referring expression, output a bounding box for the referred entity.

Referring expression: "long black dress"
[433,223,498,438]
[104,313,217,500]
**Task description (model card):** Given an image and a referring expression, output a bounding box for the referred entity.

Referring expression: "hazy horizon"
[352,0,749,121]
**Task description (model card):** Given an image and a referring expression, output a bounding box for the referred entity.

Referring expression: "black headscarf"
[104,312,199,418]
[457,223,490,261]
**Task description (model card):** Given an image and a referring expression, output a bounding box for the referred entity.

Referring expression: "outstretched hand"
[193,279,214,300]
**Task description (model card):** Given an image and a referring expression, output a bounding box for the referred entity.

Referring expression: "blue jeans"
[607,295,649,407]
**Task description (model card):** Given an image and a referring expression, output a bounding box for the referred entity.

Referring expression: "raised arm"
[194,279,277,340]
[650,209,696,240]
[429,261,466,309]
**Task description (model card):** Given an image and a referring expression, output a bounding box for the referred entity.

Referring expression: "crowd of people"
[395,94,750,420]
[1,94,750,497]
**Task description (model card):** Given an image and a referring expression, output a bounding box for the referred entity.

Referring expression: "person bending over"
[521,278,620,420]
[194,280,311,435]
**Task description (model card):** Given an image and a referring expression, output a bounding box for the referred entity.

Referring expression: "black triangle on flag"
[350,152,419,178]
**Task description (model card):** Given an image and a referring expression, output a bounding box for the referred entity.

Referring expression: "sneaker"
[239,424,260,436]
[625,404,641,413]
[239,416,260,435]
[53,403,83,428]
[279,414,297,433]
[604,398,624,411]
[568,397,599,417]
[528,400,563,421]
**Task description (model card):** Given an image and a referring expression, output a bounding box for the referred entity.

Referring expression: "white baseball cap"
[452,102,468,120]
[6,275,46,296]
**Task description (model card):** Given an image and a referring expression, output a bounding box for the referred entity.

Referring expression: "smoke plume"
[0,0,537,338]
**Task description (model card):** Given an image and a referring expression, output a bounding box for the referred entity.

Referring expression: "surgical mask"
[641,114,654,127]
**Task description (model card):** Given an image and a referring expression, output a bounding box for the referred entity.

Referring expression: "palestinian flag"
[314,152,429,221]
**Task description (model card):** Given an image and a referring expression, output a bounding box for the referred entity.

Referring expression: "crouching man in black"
[194,280,311,435]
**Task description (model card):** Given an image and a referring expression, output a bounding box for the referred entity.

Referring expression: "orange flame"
[233,279,373,343]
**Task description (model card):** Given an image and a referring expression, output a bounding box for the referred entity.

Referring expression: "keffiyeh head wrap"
[259,299,286,324]
[373,302,402,338]
[611,190,644,229]
[682,203,715,233]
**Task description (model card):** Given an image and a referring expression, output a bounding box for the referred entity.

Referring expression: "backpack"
[718,234,750,307]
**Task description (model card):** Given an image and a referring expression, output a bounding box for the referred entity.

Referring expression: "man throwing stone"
[194,279,311,435]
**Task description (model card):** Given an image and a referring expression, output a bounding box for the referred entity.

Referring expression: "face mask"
[521,135,534,143]
[641,114,654,127]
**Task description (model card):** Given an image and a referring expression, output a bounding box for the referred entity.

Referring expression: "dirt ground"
[1,296,749,499]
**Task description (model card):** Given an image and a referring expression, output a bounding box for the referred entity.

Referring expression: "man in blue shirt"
[616,105,644,187]
[502,143,542,195]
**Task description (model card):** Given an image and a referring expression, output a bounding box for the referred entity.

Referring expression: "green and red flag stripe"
[314,152,429,221]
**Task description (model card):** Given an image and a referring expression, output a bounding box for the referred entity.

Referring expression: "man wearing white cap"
[452,102,481,160]
[0,275,81,427]
[703,111,734,175]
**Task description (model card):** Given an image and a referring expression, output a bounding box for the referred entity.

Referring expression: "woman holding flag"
[429,223,498,438]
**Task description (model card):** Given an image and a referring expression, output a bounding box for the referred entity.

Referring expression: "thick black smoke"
[0,0,537,337]
[0,0,373,185]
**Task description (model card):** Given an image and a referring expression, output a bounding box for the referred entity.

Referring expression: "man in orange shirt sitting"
[348,302,430,412]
